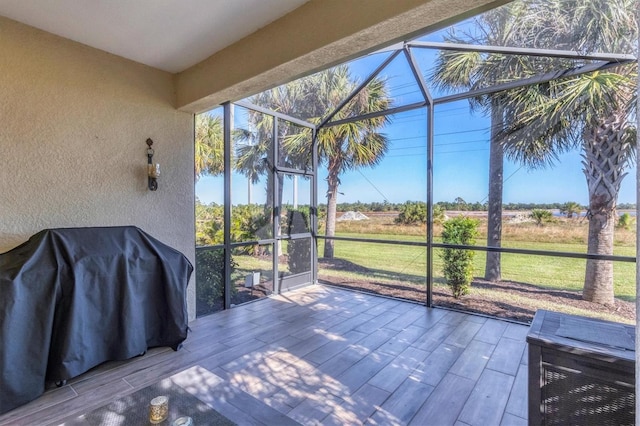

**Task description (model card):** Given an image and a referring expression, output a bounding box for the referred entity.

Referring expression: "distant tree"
[560,202,583,219]
[530,209,553,226]
[454,197,467,210]
[618,203,637,209]
[395,201,427,225]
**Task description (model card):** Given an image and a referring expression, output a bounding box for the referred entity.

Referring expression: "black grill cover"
[0,227,193,415]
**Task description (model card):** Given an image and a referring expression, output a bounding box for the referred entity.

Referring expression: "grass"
[335,213,637,246]
[219,212,635,322]
[324,212,636,293]
[317,235,635,300]
[230,216,636,297]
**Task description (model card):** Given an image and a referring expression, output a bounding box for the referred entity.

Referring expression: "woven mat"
[64,381,235,425]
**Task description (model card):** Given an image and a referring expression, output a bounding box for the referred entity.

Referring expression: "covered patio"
[0,286,529,425]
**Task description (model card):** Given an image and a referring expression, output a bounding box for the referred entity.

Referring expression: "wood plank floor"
[0,285,530,426]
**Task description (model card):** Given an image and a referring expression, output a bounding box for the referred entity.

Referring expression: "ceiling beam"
[408,41,637,62]
[175,0,509,113]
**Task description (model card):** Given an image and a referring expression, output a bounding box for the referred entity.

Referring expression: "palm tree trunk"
[582,115,629,305]
[485,103,504,282]
[262,143,286,255]
[584,207,615,305]
[323,171,339,259]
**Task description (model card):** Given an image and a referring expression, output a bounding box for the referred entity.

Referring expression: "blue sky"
[196,7,637,207]
[196,101,636,207]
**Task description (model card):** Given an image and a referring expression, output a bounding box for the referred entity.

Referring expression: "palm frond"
[195,114,224,179]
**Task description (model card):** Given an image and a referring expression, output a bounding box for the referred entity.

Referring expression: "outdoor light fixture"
[146,138,159,191]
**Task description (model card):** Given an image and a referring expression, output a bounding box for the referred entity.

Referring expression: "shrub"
[195,203,223,246]
[530,209,552,226]
[433,205,446,224]
[440,216,479,298]
[196,248,237,310]
[230,205,271,254]
[287,208,311,274]
[395,201,445,225]
[617,212,635,230]
[395,201,426,225]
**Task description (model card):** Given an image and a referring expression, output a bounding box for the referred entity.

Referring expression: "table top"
[527,310,635,364]
[60,367,235,426]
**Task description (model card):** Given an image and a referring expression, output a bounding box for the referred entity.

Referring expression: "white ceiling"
[0,0,311,73]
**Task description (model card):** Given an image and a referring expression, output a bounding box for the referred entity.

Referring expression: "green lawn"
[317,233,636,301]
[226,231,635,305]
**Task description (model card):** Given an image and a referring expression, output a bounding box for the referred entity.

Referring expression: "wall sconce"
[146,138,159,191]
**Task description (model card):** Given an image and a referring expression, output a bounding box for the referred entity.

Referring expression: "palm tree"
[530,209,553,226]
[234,123,276,206]
[432,1,535,282]
[234,79,314,248]
[434,0,637,304]
[239,65,391,259]
[195,114,224,180]
[285,66,391,258]
[499,0,637,305]
[560,201,582,219]
[503,71,636,305]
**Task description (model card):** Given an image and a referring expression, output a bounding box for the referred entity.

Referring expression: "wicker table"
[527,310,635,425]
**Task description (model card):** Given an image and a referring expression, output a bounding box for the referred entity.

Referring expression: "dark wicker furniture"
[527,310,635,425]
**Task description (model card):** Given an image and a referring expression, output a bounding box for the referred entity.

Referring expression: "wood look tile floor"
[0,285,530,426]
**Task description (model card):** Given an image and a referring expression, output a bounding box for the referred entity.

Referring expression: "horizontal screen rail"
[317,236,636,263]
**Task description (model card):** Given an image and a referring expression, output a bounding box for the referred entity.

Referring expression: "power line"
[388,138,489,151]
[436,147,490,154]
[478,165,525,204]
[386,147,490,158]
[388,135,427,142]
[356,169,390,202]
[436,127,490,136]
[435,138,489,146]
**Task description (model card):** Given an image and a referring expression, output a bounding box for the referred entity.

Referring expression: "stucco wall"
[0,17,197,319]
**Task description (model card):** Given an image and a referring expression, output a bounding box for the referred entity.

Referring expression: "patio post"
[404,45,434,307]
[223,102,233,309]
[312,127,319,286]
[426,103,434,307]
[635,13,639,423]
[272,117,280,294]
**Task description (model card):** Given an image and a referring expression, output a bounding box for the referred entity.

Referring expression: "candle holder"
[148,395,169,424]
[146,138,159,191]
[172,416,193,426]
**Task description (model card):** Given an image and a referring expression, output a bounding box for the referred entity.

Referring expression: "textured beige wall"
[176,0,508,112]
[0,17,197,319]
